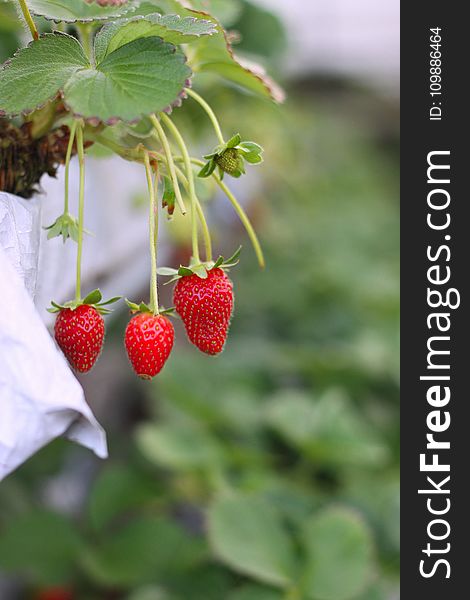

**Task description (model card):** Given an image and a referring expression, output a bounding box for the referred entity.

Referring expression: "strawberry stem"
[150,114,187,216]
[165,158,213,262]
[176,156,265,269]
[185,89,225,146]
[18,0,39,40]
[159,113,200,264]
[63,120,77,215]
[75,120,85,302]
[144,151,159,315]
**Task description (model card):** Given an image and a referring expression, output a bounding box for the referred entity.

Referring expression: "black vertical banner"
[401,2,469,597]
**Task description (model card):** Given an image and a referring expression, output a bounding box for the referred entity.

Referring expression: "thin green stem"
[171,162,213,262]
[75,121,85,302]
[18,0,38,40]
[160,113,200,263]
[150,114,187,216]
[175,156,265,269]
[185,88,225,145]
[77,24,93,63]
[63,121,77,215]
[144,152,159,315]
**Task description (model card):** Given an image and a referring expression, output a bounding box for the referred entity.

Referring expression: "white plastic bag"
[0,192,107,481]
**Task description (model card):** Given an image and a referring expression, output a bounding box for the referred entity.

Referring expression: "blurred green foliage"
[0,2,399,599]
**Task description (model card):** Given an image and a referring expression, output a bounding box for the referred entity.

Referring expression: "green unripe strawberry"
[215,148,244,177]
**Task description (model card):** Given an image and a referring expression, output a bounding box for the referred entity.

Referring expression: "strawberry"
[54,305,105,373]
[174,268,234,355]
[36,587,74,600]
[50,289,119,373]
[125,312,174,379]
[215,148,244,176]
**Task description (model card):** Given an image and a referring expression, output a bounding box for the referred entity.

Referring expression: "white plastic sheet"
[0,192,107,481]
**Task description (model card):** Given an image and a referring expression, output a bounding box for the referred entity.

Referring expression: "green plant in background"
[0,1,399,599]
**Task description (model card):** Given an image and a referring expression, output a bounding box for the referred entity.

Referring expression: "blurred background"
[0,1,399,599]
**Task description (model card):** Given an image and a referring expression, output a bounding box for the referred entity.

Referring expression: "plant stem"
[185,88,225,145]
[75,121,85,303]
[18,0,39,40]
[144,152,159,315]
[63,121,77,214]
[175,156,265,269]
[172,162,213,262]
[150,114,187,216]
[77,24,94,63]
[160,113,200,264]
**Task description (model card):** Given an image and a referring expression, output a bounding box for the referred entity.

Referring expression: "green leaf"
[0,33,191,123]
[82,516,204,586]
[65,36,191,123]
[208,494,295,588]
[153,0,285,102]
[82,288,103,305]
[228,585,283,600]
[88,465,159,531]
[0,511,83,585]
[264,391,389,468]
[136,422,222,470]
[302,508,375,600]
[94,12,217,64]
[0,33,88,117]
[27,0,138,23]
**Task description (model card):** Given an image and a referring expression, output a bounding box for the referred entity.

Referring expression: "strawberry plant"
[0,0,283,375]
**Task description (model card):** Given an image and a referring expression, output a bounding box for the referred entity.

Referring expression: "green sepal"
[162,175,176,217]
[157,267,179,276]
[226,133,241,148]
[198,157,217,179]
[159,247,242,283]
[125,299,174,316]
[48,289,121,315]
[198,134,264,179]
[82,289,103,305]
[44,213,80,243]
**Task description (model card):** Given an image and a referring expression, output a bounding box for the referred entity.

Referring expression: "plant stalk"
[63,121,77,215]
[171,162,213,262]
[18,0,39,40]
[150,114,187,216]
[144,152,159,315]
[159,114,200,263]
[185,88,225,145]
[175,156,265,269]
[75,121,85,302]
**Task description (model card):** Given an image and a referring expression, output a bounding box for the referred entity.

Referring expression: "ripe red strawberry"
[36,587,74,600]
[125,313,174,379]
[174,268,234,355]
[54,305,104,373]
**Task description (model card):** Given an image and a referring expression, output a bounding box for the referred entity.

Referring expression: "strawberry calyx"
[125,299,175,316]
[48,289,121,315]
[157,246,241,282]
[198,133,263,180]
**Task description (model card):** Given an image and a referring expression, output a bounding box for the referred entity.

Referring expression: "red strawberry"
[173,268,234,355]
[54,305,104,373]
[125,313,174,379]
[36,587,74,600]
